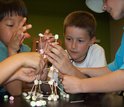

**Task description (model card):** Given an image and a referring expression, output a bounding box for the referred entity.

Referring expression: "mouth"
[68,50,78,59]
[69,50,78,54]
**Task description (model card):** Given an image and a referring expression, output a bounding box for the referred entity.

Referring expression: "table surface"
[0,93,124,107]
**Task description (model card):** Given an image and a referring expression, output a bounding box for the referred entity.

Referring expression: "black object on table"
[0,93,124,107]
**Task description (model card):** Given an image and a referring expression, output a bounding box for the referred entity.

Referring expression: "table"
[0,93,124,107]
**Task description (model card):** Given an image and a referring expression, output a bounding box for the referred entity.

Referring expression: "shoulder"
[89,44,105,52]
[0,42,8,61]
[0,41,7,52]
[0,41,5,48]
[21,44,31,52]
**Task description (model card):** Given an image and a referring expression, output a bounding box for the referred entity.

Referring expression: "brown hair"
[63,11,96,39]
[0,0,27,21]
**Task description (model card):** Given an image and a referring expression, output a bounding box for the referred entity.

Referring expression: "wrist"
[6,74,17,84]
[79,79,86,93]
[8,48,17,56]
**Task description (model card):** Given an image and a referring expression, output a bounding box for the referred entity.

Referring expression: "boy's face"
[0,14,24,45]
[103,0,124,20]
[64,26,95,63]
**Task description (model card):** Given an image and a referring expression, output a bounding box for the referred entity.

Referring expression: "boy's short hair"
[0,0,27,21]
[63,11,96,39]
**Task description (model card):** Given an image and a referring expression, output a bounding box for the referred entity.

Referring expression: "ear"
[89,36,96,46]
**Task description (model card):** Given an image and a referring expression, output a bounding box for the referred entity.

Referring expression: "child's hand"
[43,29,55,43]
[20,52,41,71]
[8,68,37,83]
[38,29,55,52]
[39,64,49,81]
[8,17,32,55]
[46,44,73,75]
[62,75,82,94]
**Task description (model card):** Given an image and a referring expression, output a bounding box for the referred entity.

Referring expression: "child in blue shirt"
[0,0,32,96]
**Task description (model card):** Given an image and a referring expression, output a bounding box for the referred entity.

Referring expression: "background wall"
[23,0,111,63]
[109,18,124,60]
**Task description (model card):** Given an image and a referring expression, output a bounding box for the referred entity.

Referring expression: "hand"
[38,57,48,81]
[42,29,55,43]
[19,52,41,71]
[38,29,54,53]
[8,68,37,83]
[46,44,73,75]
[62,75,82,94]
[22,52,49,77]
[7,17,32,55]
[40,65,49,81]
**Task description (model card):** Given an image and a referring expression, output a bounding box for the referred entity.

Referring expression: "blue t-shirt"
[108,33,124,71]
[0,41,31,61]
[0,41,31,95]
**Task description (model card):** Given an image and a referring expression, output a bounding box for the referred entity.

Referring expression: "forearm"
[63,64,87,78]
[5,80,22,96]
[0,54,24,84]
[80,70,124,93]
[78,67,111,77]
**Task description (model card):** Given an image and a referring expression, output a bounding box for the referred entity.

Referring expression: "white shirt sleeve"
[87,44,107,67]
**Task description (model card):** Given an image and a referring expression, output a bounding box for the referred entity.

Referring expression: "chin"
[113,16,121,20]
[71,57,78,61]
[112,13,123,20]
[72,57,81,61]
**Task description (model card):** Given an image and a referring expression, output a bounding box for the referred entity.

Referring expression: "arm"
[5,80,22,96]
[62,69,124,93]
[6,17,32,96]
[0,52,41,84]
[78,66,111,77]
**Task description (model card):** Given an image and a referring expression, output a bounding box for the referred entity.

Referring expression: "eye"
[78,39,84,43]
[6,24,14,27]
[65,37,71,41]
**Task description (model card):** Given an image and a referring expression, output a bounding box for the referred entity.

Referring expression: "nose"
[71,41,76,49]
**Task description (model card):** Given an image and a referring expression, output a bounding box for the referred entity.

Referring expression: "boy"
[61,0,124,94]
[64,11,106,68]
[46,11,106,77]
[0,0,32,96]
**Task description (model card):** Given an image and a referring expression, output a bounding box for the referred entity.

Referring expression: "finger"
[51,43,64,53]
[46,51,60,64]
[49,45,65,60]
[23,24,32,32]
[23,68,35,74]
[58,72,64,80]
[47,37,55,43]
[45,35,54,42]
[19,34,25,45]
[44,34,54,42]
[44,29,50,35]
[51,44,69,59]
[43,29,55,41]
[24,32,31,38]
[62,75,67,85]
[19,24,32,34]
[25,76,35,82]
[18,17,27,29]
[17,25,32,44]
[46,54,59,69]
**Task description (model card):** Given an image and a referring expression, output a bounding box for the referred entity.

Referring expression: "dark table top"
[0,93,124,107]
